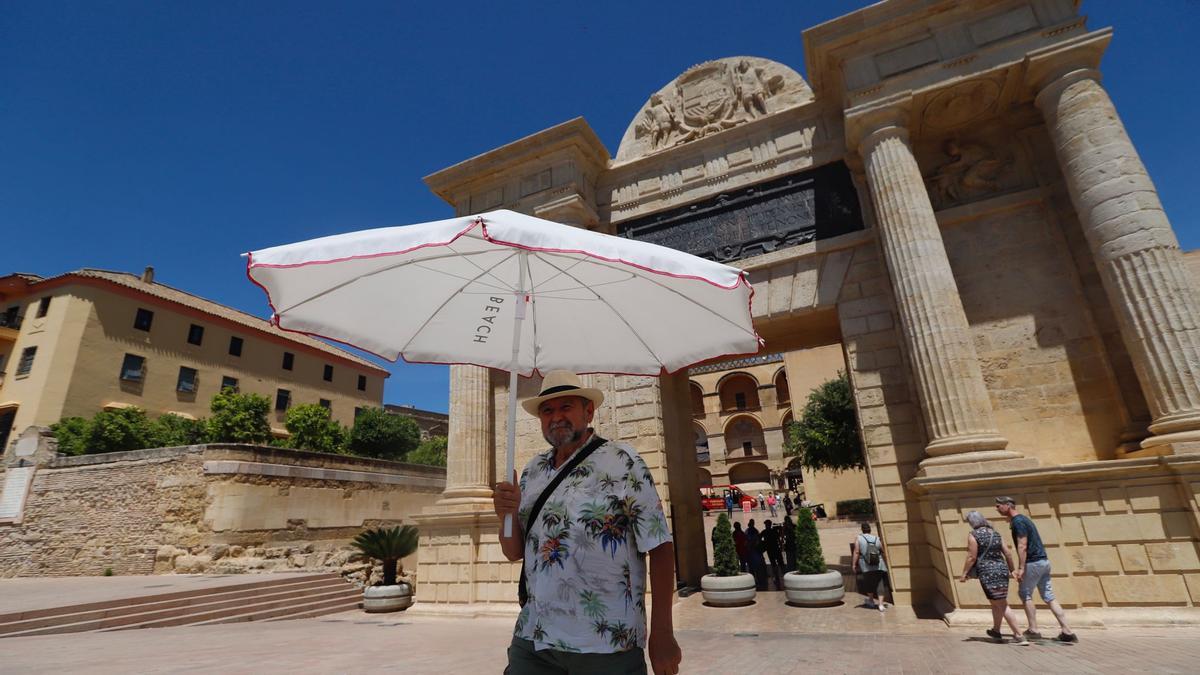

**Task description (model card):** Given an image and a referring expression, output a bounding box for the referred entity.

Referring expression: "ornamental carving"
[616,57,814,162]
[923,139,1014,209]
[922,78,1001,131]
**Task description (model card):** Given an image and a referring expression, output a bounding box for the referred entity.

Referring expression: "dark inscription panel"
[617,162,864,263]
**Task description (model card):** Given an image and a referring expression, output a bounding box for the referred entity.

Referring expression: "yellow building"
[0,268,389,450]
[689,344,871,516]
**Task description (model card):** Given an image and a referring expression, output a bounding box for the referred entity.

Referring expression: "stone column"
[1035,69,1200,452]
[439,364,494,502]
[855,115,1017,468]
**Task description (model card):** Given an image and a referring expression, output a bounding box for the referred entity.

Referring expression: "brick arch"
[689,380,705,417]
[723,414,766,458]
[717,372,761,412]
[728,461,770,485]
[773,367,790,406]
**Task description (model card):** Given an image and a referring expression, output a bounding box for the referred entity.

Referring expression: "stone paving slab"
[0,573,325,615]
[3,607,1200,674]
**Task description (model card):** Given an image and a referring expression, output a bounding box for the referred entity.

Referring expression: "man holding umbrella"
[493,371,682,675]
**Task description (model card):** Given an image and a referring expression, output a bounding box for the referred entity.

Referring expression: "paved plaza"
[4,572,1200,674]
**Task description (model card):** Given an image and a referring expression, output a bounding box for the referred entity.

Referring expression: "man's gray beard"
[545,427,583,449]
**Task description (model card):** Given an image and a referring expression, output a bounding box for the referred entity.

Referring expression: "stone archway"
[728,461,770,485]
[697,467,713,487]
[717,373,760,412]
[723,414,766,458]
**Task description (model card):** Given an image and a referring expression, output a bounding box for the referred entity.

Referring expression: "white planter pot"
[700,573,756,607]
[783,570,845,607]
[363,583,413,613]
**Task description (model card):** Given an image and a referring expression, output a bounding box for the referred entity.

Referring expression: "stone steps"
[0,573,361,638]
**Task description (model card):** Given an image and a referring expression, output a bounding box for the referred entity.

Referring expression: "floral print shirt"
[514,436,672,654]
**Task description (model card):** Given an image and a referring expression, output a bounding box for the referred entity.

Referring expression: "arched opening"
[774,368,790,406]
[728,461,770,486]
[697,467,713,487]
[723,414,766,458]
[693,422,710,464]
[689,381,705,417]
[718,372,760,412]
[785,456,806,492]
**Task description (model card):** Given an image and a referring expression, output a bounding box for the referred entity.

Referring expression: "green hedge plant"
[794,507,826,574]
[711,513,740,577]
[836,498,875,516]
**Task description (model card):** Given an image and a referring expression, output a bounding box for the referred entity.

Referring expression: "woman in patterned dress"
[958,511,1027,644]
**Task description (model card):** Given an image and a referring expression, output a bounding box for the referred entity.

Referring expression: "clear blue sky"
[4,1,1197,414]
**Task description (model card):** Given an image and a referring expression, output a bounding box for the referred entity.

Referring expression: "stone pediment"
[615,57,814,163]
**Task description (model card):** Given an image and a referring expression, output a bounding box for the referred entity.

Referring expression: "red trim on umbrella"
[244,216,764,376]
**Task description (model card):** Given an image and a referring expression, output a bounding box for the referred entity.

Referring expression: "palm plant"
[351,525,419,586]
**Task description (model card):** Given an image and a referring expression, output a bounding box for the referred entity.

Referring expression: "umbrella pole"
[503,251,529,539]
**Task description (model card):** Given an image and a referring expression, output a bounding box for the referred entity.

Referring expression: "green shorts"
[505,636,647,675]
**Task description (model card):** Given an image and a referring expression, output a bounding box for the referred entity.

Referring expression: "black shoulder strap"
[517,433,607,607]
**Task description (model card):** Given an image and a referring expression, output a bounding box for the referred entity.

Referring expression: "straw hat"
[521,370,605,416]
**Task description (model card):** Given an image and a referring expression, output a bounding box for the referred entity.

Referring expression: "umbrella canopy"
[246,209,760,376]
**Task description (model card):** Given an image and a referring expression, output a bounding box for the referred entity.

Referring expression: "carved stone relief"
[616,57,814,162]
[922,138,1020,210]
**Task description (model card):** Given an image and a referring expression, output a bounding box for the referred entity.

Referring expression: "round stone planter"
[783,570,844,607]
[700,573,756,607]
[363,583,413,613]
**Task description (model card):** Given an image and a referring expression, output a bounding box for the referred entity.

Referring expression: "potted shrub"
[351,524,419,613]
[700,513,756,606]
[783,507,844,606]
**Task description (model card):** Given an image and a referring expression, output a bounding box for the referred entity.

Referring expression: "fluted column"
[858,121,1015,466]
[439,364,494,501]
[1036,69,1200,451]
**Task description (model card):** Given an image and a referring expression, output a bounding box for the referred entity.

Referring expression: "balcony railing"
[725,446,768,460]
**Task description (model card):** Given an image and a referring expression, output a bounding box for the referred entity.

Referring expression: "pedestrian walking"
[724,492,735,518]
[745,519,768,591]
[782,493,794,517]
[762,519,785,590]
[957,511,1026,644]
[995,496,1077,643]
[782,516,796,573]
[850,523,889,612]
[732,521,750,572]
[767,492,778,517]
[757,492,766,512]
[492,371,682,674]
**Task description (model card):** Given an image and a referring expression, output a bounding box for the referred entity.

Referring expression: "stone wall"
[914,454,1200,610]
[0,444,444,582]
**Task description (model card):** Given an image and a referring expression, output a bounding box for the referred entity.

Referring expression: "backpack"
[862,535,881,567]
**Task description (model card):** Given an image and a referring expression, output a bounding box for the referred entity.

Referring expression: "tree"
[283,404,347,454]
[86,406,155,454]
[151,413,209,447]
[206,389,272,445]
[351,525,419,586]
[784,371,864,474]
[347,407,420,460]
[405,435,447,467]
[49,417,91,456]
[711,512,740,577]
[793,507,827,574]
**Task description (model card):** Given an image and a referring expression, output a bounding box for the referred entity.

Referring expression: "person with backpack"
[851,522,888,612]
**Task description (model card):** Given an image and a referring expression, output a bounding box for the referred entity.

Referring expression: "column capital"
[843,92,913,155]
[1023,28,1111,100]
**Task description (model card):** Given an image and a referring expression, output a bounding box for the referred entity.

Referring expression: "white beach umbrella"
[246,209,760,535]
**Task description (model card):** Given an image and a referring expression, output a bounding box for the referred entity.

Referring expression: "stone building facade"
[688,346,871,516]
[414,0,1200,619]
[0,268,389,450]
